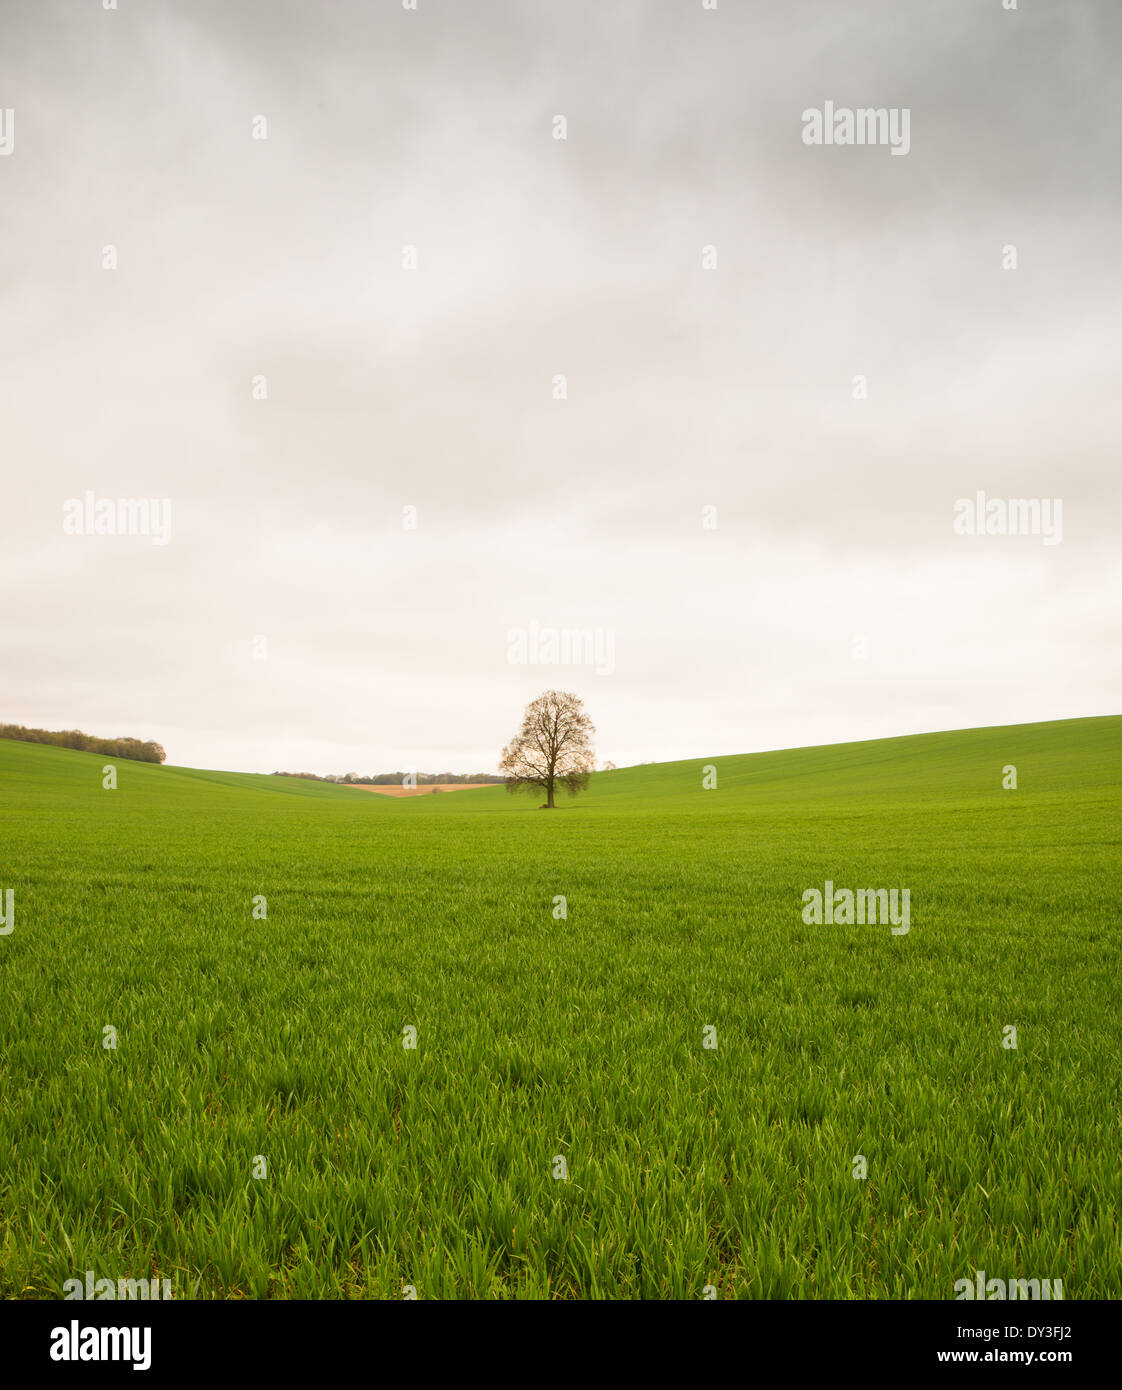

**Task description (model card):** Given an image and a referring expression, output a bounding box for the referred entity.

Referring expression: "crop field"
[0,715,1119,1300]
[349,783,499,797]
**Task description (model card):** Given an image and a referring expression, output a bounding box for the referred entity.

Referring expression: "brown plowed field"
[348,783,499,797]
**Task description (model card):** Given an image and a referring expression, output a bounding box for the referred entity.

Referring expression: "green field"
[1,716,1119,1299]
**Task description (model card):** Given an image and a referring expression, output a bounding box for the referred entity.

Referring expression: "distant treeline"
[0,722,167,763]
[274,770,504,785]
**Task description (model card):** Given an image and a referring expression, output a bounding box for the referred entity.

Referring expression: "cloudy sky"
[2,0,1119,774]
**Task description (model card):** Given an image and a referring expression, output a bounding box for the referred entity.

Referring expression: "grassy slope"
[0,716,1118,1298]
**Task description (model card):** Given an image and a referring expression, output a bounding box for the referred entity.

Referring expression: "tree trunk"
[546,776,555,808]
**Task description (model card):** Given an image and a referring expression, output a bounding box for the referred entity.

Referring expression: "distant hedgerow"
[0,722,166,764]
[273,770,504,785]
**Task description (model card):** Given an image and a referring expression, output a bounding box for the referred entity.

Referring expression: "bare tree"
[499,690,595,809]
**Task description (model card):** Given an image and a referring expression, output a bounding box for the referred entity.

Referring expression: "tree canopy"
[499,690,595,808]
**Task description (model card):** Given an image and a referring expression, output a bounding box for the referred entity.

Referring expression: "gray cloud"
[1,0,1119,772]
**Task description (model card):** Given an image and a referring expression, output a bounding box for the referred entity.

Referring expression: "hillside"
[3,712,1116,815]
[0,714,1119,1298]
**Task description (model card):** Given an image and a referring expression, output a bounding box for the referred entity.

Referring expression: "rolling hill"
[0,715,1118,1298]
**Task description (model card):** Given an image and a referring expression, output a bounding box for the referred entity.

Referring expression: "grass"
[0,714,1119,1299]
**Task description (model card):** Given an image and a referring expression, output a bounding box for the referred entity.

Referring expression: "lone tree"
[499,690,595,809]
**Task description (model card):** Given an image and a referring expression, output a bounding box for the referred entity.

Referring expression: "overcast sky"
[1,0,1119,774]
